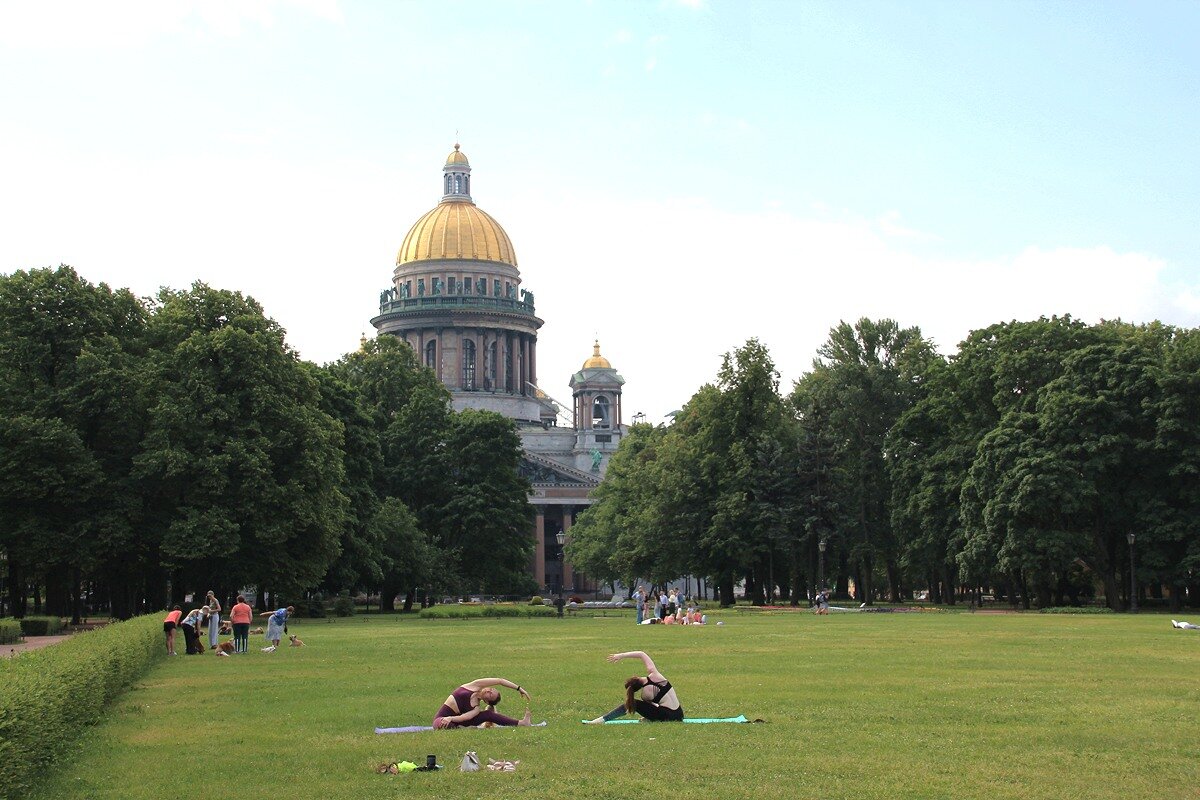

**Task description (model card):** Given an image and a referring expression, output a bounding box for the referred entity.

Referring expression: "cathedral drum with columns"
[371,145,627,596]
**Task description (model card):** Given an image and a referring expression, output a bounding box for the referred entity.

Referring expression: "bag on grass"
[460,751,479,772]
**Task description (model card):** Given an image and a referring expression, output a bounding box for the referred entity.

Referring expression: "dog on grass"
[213,640,236,657]
[288,634,305,647]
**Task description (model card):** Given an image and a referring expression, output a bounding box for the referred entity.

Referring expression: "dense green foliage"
[0,267,535,620]
[0,614,162,800]
[574,319,1200,610]
[0,619,21,644]
[15,614,1200,800]
[416,603,556,619]
[16,616,64,636]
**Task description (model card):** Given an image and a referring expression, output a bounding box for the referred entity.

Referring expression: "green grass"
[24,611,1200,800]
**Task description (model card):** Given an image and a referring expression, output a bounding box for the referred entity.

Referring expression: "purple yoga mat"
[375,721,547,734]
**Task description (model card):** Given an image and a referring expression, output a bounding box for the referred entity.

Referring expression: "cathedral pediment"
[520,450,600,488]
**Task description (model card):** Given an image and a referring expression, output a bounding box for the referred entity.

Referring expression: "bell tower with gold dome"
[372,145,629,599]
[372,144,549,423]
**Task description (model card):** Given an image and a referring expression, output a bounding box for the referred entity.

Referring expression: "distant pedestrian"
[162,606,182,655]
[180,606,208,655]
[230,595,253,653]
[633,586,645,625]
[205,591,222,648]
[666,588,678,619]
[260,605,294,652]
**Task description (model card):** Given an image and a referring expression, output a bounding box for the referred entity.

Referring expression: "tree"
[135,283,347,603]
[0,266,148,619]
[441,409,535,595]
[798,318,937,603]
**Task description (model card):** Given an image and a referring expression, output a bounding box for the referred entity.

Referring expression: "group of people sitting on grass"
[630,586,707,625]
[433,651,683,729]
[162,596,295,656]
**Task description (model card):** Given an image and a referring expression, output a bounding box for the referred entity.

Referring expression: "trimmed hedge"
[17,616,65,636]
[418,604,557,620]
[1038,606,1115,614]
[0,612,163,799]
[0,618,22,645]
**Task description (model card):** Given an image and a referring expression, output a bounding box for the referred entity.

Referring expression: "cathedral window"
[424,340,437,370]
[462,339,476,390]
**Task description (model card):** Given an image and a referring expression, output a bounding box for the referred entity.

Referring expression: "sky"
[2,0,1199,423]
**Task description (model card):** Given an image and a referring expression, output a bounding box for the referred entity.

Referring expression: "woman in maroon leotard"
[432,677,533,729]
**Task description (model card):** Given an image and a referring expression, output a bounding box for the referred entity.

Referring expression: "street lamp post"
[556,531,566,618]
[818,538,827,596]
[1127,532,1137,613]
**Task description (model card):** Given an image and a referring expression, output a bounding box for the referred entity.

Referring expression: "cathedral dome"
[397,201,518,266]
[582,341,612,369]
[396,143,518,267]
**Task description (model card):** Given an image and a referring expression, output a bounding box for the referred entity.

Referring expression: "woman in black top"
[584,651,685,723]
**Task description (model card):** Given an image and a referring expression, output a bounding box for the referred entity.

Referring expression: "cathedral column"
[508,331,518,393]
[562,508,574,592]
[530,337,537,389]
[534,511,546,590]
[481,328,491,390]
[521,335,530,394]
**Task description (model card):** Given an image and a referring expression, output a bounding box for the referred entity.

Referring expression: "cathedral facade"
[371,145,625,595]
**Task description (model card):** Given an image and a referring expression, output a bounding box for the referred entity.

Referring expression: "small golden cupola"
[582,340,612,370]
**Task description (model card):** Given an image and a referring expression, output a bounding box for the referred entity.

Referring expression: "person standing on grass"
[432,678,533,729]
[230,595,253,653]
[163,606,182,655]
[583,650,685,723]
[633,586,645,625]
[205,591,222,649]
[260,605,293,652]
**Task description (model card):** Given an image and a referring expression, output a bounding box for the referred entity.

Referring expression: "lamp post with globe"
[818,537,827,595]
[556,531,566,618]
[1127,532,1137,613]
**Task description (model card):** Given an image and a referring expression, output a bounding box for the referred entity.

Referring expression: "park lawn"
[24,611,1199,800]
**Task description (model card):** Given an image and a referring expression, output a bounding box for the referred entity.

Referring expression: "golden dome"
[446,143,469,165]
[397,201,517,266]
[583,340,612,369]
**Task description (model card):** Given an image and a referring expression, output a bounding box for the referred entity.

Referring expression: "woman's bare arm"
[461,678,531,699]
[606,651,659,676]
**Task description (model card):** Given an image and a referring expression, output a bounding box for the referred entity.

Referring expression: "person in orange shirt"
[162,606,183,656]
[229,595,254,654]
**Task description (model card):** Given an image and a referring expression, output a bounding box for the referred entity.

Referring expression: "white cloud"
[2,141,1193,427]
[878,210,940,242]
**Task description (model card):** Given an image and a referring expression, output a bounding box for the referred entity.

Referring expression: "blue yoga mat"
[581,715,749,724]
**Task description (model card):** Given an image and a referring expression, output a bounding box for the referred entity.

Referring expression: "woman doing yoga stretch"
[432,678,533,729]
[584,651,685,723]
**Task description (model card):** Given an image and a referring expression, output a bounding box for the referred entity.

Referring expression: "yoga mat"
[376,722,547,734]
[582,715,749,724]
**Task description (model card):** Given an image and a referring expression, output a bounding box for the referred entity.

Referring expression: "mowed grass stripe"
[24,612,1200,800]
